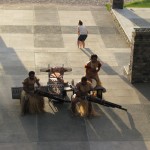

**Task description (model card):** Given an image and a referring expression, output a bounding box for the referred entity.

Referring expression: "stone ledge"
[134,27,150,32]
[123,64,131,81]
[110,9,131,47]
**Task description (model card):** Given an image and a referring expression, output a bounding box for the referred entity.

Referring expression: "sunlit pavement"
[0,2,150,150]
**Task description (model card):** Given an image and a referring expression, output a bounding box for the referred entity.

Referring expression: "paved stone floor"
[0,3,150,150]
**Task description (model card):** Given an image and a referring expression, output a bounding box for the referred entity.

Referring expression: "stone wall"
[129,28,150,83]
[0,0,104,5]
[112,0,124,9]
[0,0,134,6]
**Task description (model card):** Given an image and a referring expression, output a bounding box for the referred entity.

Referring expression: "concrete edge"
[110,8,131,47]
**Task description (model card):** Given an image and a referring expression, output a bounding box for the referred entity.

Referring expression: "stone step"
[123,64,131,81]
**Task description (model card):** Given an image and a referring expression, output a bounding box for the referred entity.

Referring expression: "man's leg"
[94,75,101,85]
[20,91,29,116]
[71,95,79,114]
[88,102,92,115]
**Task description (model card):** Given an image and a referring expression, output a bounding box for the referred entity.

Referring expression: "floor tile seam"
[3,140,148,144]
[0,26,121,35]
[90,9,101,33]
[56,5,62,31]
[33,47,36,73]
[0,141,38,144]
[0,25,100,27]
[88,139,148,142]
[83,118,93,148]
[33,140,150,143]
[88,139,150,144]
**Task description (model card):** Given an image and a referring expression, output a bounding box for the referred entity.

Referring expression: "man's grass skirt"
[21,90,44,115]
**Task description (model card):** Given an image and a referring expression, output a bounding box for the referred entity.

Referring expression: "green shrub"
[124,0,150,8]
[105,3,111,11]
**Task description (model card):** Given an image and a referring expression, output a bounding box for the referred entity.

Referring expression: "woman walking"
[77,20,88,48]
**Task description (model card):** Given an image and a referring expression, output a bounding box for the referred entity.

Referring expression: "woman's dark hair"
[81,76,87,82]
[78,20,83,25]
[29,71,35,76]
[91,54,98,60]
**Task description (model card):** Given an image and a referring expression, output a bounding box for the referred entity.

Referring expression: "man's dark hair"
[29,71,35,76]
[91,54,98,59]
[78,20,83,25]
[81,76,87,82]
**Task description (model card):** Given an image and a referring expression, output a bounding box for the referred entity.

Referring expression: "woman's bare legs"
[78,41,82,48]
[78,40,85,48]
[77,40,80,48]
[82,41,85,48]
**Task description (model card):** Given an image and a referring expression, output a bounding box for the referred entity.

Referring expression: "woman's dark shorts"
[78,35,87,41]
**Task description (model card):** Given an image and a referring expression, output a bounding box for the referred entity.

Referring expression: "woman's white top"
[78,25,88,35]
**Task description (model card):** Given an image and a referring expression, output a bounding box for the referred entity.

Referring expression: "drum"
[76,101,89,117]
[64,67,72,72]
[21,91,44,114]
[75,100,101,117]
[64,87,72,91]
[11,87,22,99]
[40,68,49,72]
[90,78,97,88]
